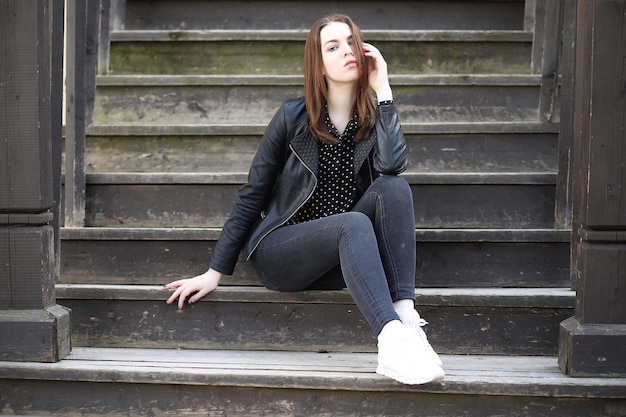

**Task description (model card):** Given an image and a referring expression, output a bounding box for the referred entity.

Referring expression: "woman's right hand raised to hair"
[164,268,222,309]
[362,42,392,101]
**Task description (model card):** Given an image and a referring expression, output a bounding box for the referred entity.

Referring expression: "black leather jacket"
[209,97,408,275]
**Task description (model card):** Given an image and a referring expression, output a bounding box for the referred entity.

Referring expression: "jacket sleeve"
[209,103,290,275]
[373,103,408,175]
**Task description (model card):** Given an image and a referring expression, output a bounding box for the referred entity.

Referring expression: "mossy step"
[59,227,571,288]
[54,284,574,355]
[109,30,532,72]
[93,75,541,125]
[83,125,558,174]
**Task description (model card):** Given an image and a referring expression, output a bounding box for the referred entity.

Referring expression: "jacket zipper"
[245,143,318,260]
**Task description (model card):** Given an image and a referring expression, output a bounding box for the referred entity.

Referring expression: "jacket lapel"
[290,129,319,176]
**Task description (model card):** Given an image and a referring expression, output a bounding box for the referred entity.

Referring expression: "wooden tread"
[3,347,625,398]
[110,29,533,42]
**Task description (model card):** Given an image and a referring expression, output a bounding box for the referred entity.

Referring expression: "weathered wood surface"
[1,348,625,417]
[64,0,87,227]
[59,227,570,287]
[124,0,525,30]
[93,77,540,125]
[0,0,70,363]
[559,0,626,377]
[554,0,577,230]
[108,32,532,75]
[5,347,626,397]
[0,0,53,212]
[72,179,556,228]
[55,284,574,355]
[82,130,557,174]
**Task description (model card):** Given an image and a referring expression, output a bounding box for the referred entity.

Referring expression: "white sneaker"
[396,309,443,367]
[376,324,445,385]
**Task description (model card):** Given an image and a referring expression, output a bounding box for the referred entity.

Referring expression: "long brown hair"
[304,14,376,144]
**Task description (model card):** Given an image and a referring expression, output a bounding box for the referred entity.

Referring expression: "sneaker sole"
[376,365,445,385]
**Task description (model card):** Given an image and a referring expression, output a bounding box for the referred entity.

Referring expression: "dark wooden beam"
[558,0,626,377]
[64,0,87,227]
[0,0,70,362]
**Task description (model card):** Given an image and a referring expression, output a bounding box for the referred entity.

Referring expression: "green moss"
[109,40,532,75]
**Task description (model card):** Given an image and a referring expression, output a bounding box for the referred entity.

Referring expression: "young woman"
[165,14,444,385]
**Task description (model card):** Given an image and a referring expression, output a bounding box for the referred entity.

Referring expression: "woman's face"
[320,22,360,85]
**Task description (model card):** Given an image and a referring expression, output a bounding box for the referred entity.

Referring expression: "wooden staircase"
[1,0,625,415]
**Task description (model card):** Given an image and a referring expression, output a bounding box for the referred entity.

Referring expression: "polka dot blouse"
[288,107,359,225]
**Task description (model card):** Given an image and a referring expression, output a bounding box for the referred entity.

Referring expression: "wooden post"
[536,0,563,123]
[558,0,626,377]
[0,0,71,362]
[64,0,87,227]
[51,0,64,282]
[554,1,577,232]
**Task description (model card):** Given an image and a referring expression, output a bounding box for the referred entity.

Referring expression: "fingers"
[163,279,185,290]
[188,287,211,305]
[163,279,193,308]
[362,43,385,63]
[164,273,219,309]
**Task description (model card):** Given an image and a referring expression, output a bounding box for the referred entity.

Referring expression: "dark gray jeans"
[250,175,417,336]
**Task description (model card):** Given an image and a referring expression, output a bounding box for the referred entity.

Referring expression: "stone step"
[83,122,559,174]
[93,74,541,125]
[54,284,574,355]
[4,347,624,417]
[61,172,557,228]
[108,30,532,75]
[124,0,527,31]
[59,227,571,288]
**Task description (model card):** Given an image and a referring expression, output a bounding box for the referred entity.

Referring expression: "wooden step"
[62,171,557,228]
[55,284,574,355]
[3,347,625,416]
[83,122,559,174]
[59,227,571,288]
[92,74,541,125]
[108,30,532,75]
[124,0,527,31]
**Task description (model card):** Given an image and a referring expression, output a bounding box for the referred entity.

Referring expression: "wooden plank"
[586,0,626,227]
[55,284,575,308]
[55,285,573,355]
[97,0,111,75]
[123,0,525,31]
[85,121,559,136]
[559,0,626,377]
[554,0,577,231]
[2,348,626,398]
[83,131,558,174]
[76,182,556,228]
[537,0,563,122]
[110,29,533,42]
[0,0,53,212]
[51,0,65,281]
[2,377,624,417]
[108,36,531,75]
[84,0,101,122]
[531,0,545,73]
[58,228,570,287]
[64,0,87,227]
